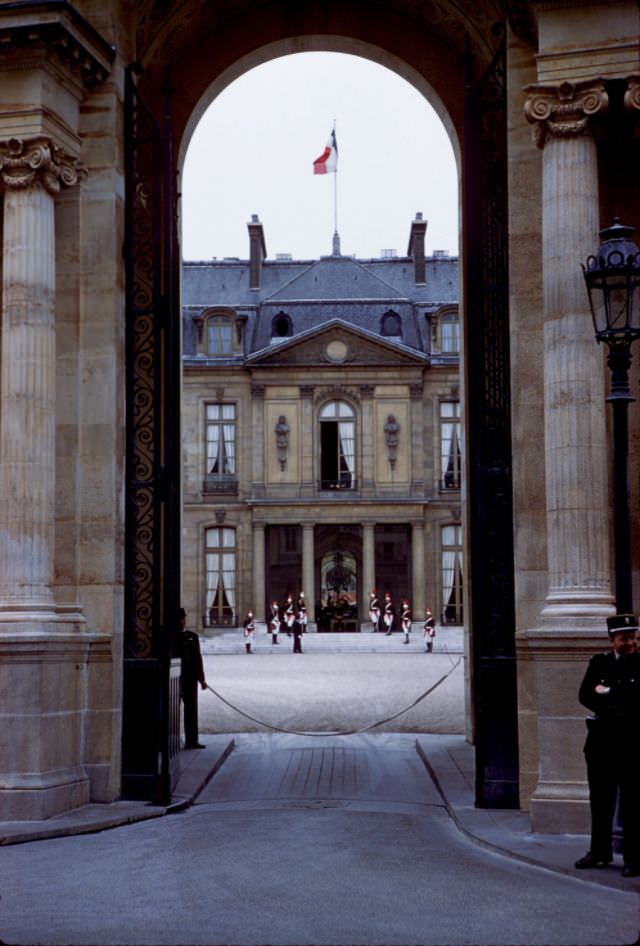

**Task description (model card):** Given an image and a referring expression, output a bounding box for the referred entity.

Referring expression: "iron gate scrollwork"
[464,30,520,808]
[122,66,182,803]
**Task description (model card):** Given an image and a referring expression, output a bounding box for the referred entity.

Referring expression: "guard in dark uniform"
[575,613,640,877]
[284,595,295,636]
[297,592,308,632]
[269,600,281,644]
[243,610,255,654]
[401,599,412,643]
[178,608,207,749]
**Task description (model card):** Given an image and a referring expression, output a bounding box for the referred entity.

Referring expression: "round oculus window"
[325,340,348,363]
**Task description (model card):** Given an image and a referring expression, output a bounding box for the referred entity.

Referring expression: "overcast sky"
[181,52,459,263]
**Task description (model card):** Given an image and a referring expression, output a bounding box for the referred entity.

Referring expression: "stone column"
[411,521,425,618]
[302,523,315,625]
[0,138,83,625]
[524,81,613,624]
[252,522,266,622]
[523,81,614,831]
[362,522,375,623]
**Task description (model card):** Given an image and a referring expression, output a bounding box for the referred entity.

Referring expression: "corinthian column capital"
[0,137,86,194]
[524,80,608,149]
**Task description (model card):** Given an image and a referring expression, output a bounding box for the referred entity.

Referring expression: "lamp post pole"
[583,218,640,614]
[607,346,634,612]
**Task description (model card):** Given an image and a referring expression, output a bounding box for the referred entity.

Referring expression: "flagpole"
[333,119,339,256]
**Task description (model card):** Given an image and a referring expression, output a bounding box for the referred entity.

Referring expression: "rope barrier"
[205,655,462,737]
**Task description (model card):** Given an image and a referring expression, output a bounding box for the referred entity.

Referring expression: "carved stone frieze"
[524,80,608,149]
[0,138,86,194]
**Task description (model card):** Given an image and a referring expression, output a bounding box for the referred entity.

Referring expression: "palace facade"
[181,217,462,631]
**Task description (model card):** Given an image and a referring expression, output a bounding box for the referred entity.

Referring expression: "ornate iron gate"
[122,66,182,803]
[464,32,520,808]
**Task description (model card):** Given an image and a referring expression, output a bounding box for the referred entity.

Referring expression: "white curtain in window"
[338,422,355,475]
[441,422,458,480]
[222,424,235,474]
[222,552,236,612]
[207,424,220,474]
[206,552,219,610]
[442,550,456,609]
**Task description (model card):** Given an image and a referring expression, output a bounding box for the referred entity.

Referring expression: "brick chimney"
[248,214,267,289]
[407,212,428,284]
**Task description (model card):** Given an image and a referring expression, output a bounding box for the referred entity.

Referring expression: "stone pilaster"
[0,138,85,625]
[524,82,613,623]
[411,521,425,618]
[359,385,375,496]
[301,524,315,625]
[252,522,266,622]
[362,522,375,623]
[409,384,424,495]
[300,385,314,497]
[251,384,265,497]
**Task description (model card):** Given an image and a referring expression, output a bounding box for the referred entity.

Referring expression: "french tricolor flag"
[313,129,338,174]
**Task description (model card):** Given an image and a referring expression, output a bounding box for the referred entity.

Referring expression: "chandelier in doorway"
[326,551,354,593]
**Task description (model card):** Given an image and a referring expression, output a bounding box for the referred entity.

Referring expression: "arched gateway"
[123,3,517,807]
[1,1,638,831]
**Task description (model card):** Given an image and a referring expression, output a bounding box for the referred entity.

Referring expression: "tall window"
[207,315,233,355]
[440,400,461,489]
[205,527,236,626]
[205,403,236,491]
[319,400,356,489]
[441,524,463,624]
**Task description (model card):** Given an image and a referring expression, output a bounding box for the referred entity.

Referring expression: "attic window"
[272,312,292,338]
[381,310,402,337]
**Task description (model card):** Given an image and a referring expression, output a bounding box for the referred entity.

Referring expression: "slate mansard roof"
[182,241,459,364]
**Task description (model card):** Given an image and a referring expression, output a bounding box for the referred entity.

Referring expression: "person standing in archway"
[575,614,640,877]
[178,608,207,750]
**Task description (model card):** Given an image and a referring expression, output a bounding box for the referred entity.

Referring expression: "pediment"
[247,320,427,368]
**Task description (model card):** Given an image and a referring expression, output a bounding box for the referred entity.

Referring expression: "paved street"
[200,651,466,734]
[1,733,637,946]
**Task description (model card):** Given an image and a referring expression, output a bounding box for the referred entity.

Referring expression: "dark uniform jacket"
[179,630,205,685]
[579,650,640,741]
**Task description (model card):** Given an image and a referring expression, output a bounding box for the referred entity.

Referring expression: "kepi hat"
[606,613,639,637]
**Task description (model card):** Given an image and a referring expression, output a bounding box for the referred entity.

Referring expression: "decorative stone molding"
[0,5,114,90]
[409,384,423,401]
[251,384,265,398]
[524,80,608,149]
[274,415,290,471]
[0,137,85,193]
[358,384,375,398]
[299,385,315,399]
[214,508,226,525]
[314,386,360,407]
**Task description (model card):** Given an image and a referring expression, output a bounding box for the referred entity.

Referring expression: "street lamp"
[583,218,640,613]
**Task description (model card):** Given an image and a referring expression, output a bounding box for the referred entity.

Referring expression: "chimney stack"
[407,212,428,284]
[248,214,267,289]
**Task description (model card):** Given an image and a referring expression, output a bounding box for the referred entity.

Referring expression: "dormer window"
[381,310,402,337]
[430,306,460,354]
[272,311,292,338]
[207,315,233,355]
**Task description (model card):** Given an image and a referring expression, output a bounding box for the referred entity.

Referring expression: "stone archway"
[123,1,518,808]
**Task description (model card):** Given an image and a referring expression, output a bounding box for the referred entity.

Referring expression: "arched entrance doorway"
[122,1,517,811]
